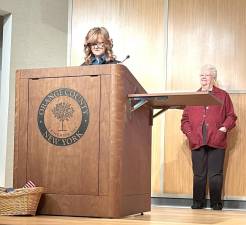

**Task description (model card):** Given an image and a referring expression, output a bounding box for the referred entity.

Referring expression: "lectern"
[14,64,221,218]
[14,64,152,218]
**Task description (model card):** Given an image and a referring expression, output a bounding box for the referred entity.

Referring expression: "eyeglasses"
[200,74,212,77]
[89,42,105,48]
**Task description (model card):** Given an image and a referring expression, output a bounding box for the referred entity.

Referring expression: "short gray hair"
[201,64,217,80]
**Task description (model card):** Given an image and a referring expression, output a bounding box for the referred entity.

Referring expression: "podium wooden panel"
[14,64,152,218]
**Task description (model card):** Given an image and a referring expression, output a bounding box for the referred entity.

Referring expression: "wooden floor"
[1,206,246,225]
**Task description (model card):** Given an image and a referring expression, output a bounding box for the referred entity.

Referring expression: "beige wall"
[0,0,69,187]
[70,0,167,92]
[167,0,246,91]
[69,0,168,195]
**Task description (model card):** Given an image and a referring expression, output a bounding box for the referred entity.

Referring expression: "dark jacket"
[81,55,120,66]
[181,86,237,150]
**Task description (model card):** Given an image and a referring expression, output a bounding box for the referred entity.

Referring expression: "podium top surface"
[128,92,222,110]
[17,64,129,79]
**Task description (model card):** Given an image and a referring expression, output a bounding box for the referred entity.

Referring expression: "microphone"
[120,55,130,63]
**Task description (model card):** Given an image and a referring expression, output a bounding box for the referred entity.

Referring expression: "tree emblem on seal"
[37,88,89,146]
[52,102,75,131]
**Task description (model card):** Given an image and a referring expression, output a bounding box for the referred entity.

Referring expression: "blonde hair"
[83,27,116,65]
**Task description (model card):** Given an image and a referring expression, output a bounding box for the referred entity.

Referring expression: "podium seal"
[37,88,89,146]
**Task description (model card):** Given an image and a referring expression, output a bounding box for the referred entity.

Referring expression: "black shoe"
[212,202,223,210]
[191,202,205,209]
[211,202,223,210]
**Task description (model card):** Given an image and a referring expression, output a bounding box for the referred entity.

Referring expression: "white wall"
[0,16,3,73]
[0,0,69,187]
[0,14,12,188]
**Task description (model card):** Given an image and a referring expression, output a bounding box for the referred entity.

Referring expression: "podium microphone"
[120,55,130,63]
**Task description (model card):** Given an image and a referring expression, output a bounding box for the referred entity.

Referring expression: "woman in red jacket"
[181,64,237,210]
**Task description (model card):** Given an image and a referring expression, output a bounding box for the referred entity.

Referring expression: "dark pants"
[191,146,225,207]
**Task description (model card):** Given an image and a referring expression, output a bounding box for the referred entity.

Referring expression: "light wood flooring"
[1,206,246,225]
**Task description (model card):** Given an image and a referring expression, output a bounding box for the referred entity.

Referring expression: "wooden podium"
[14,64,152,218]
[14,64,221,218]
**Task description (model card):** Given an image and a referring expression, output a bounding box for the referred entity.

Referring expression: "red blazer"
[181,86,237,150]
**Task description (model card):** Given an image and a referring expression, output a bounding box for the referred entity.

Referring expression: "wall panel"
[167,0,246,91]
[224,94,246,197]
[70,0,168,196]
[71,0,167,92]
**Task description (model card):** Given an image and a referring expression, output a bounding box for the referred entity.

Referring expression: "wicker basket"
[0,187,44,216]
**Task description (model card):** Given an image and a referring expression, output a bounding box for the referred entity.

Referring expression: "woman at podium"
[81,27,119,65]
[181,64,237,210]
